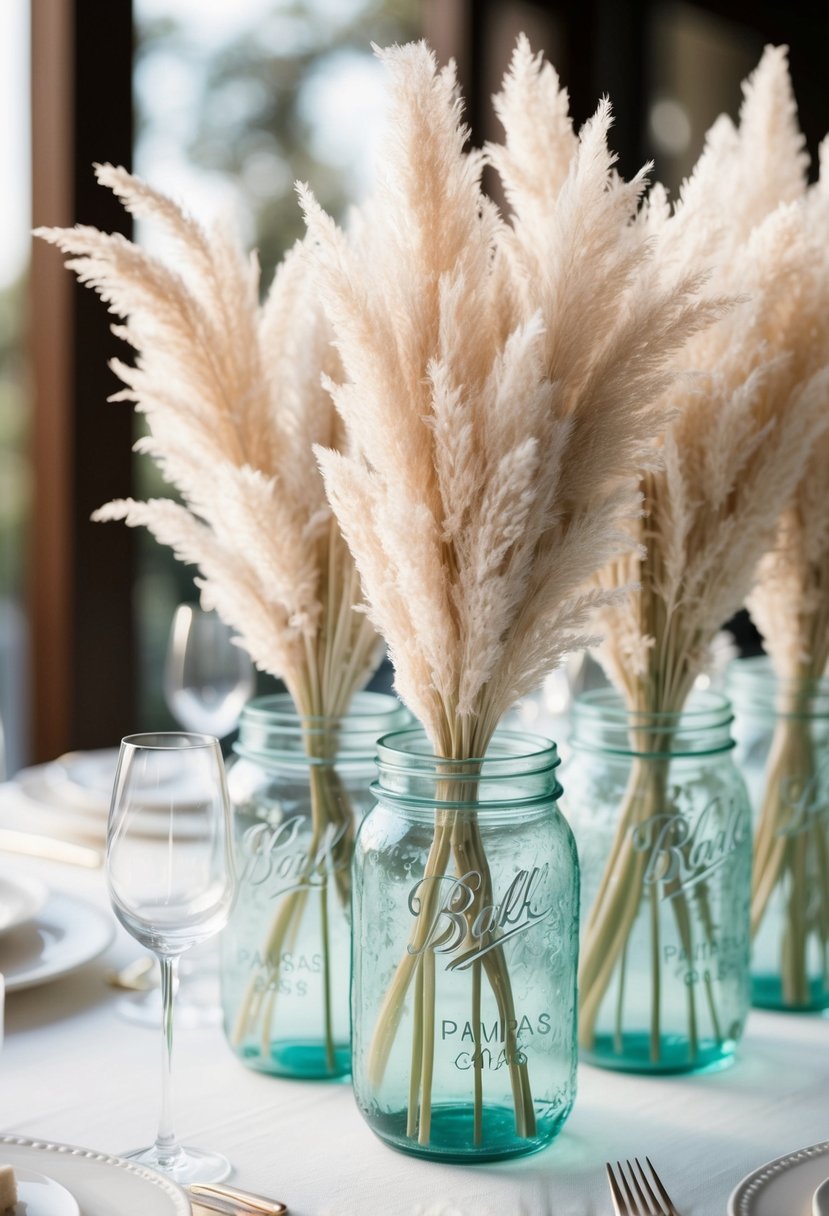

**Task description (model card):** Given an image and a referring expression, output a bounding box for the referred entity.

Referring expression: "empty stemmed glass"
[107,732,235,1185]
[164,604,255,741]
[117,606,255,1030]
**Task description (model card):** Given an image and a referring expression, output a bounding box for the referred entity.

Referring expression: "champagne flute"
[164,605,255,740]
[107,732,235,1184]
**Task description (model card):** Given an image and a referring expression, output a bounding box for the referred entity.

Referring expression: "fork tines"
[605,1157,680,1216]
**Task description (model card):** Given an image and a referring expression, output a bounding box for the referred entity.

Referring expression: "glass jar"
[564,690,752,1074]
[726,657,829,1012]
[351,729,579,1163]
[220,692,410,1079]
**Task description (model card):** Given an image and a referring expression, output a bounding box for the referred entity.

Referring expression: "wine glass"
[107,732,235,1185]
[164,604,255,740]
[114,605,254,1029]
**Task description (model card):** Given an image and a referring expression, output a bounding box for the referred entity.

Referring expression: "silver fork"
[606,1157,681,1216]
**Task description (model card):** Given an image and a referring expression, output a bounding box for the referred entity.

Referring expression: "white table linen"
[0,788,827,1216]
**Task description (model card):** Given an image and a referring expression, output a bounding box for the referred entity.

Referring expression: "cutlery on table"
[104,956,157,992]
[606,1157,680,1216]
[188,1181,287,1214]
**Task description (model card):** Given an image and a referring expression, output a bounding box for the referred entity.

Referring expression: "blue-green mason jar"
[564,690,752,1074]
[351,729,579,1163]
[220,692,410,1079]
[726,657,829,1012]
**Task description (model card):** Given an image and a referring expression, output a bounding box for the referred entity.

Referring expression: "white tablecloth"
[1,804,827,1216]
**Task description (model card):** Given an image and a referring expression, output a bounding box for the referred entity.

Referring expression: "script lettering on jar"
[406,866,553,970]
[630,797,751,899]
[778,753,829,838]
[238,817,350,895]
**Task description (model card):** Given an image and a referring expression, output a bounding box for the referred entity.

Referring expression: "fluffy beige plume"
[579,45,829,1056]
[306,38,720,760]
[593,47,829,715]
[742,140,829,1003]
[36,165,381,714]
[37,166,386,1074]
[747,139,829,680]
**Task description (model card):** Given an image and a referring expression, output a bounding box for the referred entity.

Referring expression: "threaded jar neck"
[725,656,829,720]
[234,692,411,767]
[373,729,562,807]
[570,689,735,758]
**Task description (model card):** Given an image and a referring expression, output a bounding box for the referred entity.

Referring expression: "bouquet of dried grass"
[744,141,829,1008]
[303,36,721,1146]
[581,47,829,1058]
[37,168,383,1070]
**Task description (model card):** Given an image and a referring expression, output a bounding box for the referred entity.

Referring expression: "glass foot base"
[122,1143,231,1185]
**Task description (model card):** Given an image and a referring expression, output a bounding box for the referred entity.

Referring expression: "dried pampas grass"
[302,36,721,1147]
[306,36,719,765]
[36,165,383,1073]
[747,139,829,682]
[743,141,829,1006]
[37,164,380,713]
[580,46,829,1054]
[593,45,827,716]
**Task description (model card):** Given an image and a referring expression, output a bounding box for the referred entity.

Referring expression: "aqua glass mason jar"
[565,690,752,1074]
[351,729,579,1163]
[726,657,829,1012]
[220,692,410,1079]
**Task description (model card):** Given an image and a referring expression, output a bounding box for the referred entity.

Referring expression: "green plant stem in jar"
[568,690,752,1072]
[727,657,829,1011]
[221,692,409,1078]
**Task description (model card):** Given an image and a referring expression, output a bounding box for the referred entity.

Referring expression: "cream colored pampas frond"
[747,139,829,681]
[305,39,721,760]
[593,47,829,715]
[36,168,380,715]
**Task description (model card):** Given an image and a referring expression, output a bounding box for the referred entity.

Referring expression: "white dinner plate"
[12,749,210,836]
[729,1142,829,1216]
[0,891,114,993]
[58,748,210,811]
[0,868,48,935]
[10,773,206,841]
[55,748,122,799]
[0,1136,189,1216]
[814,1177,829,1216]
[12,1165,80,1216]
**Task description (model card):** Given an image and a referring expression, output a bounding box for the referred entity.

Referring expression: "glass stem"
[155,954,181,1166]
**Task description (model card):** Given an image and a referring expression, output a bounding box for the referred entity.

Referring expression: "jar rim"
[235,691,411,767]
[570,688,735,758]
[725,655,829,716]
[240,690,408,728]
[375,727,560,772]
[573,687,733,727]
[372,728,562,808]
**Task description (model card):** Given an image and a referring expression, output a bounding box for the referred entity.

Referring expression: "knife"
[0,828,103,868]
[187,1182,288,1215]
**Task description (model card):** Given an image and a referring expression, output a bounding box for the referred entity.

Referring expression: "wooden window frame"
[29,0,135,761]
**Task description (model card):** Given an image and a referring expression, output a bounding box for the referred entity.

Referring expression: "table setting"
[2,28,829,1216]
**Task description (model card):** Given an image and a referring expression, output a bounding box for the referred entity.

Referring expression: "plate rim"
[0,1133,191,1215]
[0,868,49,935]
[1,890,115,993]
[11,767,207,829]
[15,1162,81,1216]
[728,1140,829,1215]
